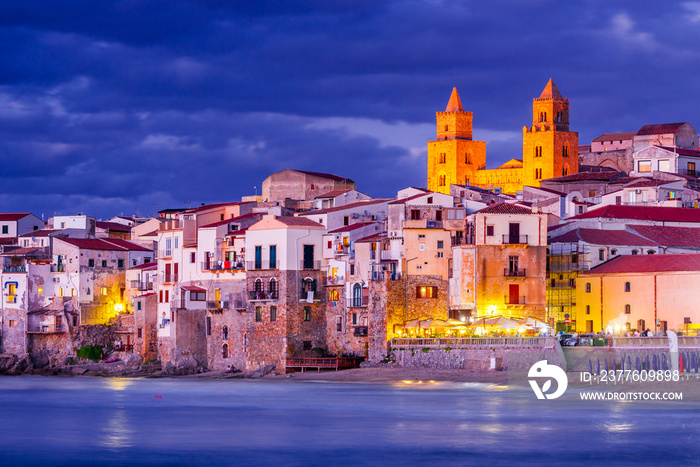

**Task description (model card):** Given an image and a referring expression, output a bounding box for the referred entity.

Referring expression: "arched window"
[647,250,655,255]
[328,289,339,301]
[222,343,229,358]
[625,282,631,292]
[353,283,363,307]
[610,249,617,256]
[625,304,631,314]
[585,283,591,293]
[254,278,263,299]
[222,325,229,340]
[562,144,569,157]
[562,165,568,176]
[269,278,278,299]
[631,250,638,255]
[586,305,590,315]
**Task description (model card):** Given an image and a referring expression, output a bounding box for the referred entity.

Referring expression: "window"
[137,327,142,338]
[174,237,179,249]
[38,285,43,295]
[303,341,312,351]
[437,240,444,249]
[8,320,15,327]
[337,316,343,332]
[102,260,107,268]
[190,252,196,263]
[486,226,494,237]
[1,225,7,234]
[562,144,569,157]
[269,279,278,299]
[303,307,311,322]
[269,245,277,268]
[585,283,591,293]
[222,344,229,358]
[437,252,444,258]
[118,259,124,269]
[255,307,262,322]
[647,250,655,255]
[688,162,696,175]
[270,306,277,322]
[615,196,622,205]
[165,238,172,256]
[71,288,75,297]
[206,316,212,335]
[352,313,357,325]
[631,250,638,255]
[416,286,438,298]
[411,210,420,220]
[7,282,17,303]
[190,291,206,301]
[562,166,568,176]
[418,234,425,239]
[599,249,605,261]
[625,304,631,314]
[438,153,446,163]
[350,264,355,276]
[550,279,556,288]
[88,259,95,267]
[419,244,425,251]
[427,197,433,204]
[610,249,617,256]
[344,216,349,226]
[586,305,590,315]
[329,289,339,301]
[638,161,651,173]
[101,287,107,296]
[352,283,363,307]
[624,282,631,292]
[438,175,446,187]
[588,190,596,198]
[137,301,142,311]
[658,160,670,173]
[569,278,575,288]
[222,326,229,340]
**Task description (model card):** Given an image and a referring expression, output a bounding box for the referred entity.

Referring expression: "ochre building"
[427,79,579,194]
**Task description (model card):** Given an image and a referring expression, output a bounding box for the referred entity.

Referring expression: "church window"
[563,144,569,157]
[439,153,446,164]
[444,125,448,131]
[535,168,542,180]
[562,166,568,176]
[465,153,470,164]
[438,175,446,186]
[535,146,542,158]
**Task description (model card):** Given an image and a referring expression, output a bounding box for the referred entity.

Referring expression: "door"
[586,320,593,333]
[508,223,520,244]
[215,289,221,307]
[303,244,315,269]
[173,263,179,282]
[269,245,277,269]
[508,284,519,304]
[254,246,262,270]
[165,263,171,282]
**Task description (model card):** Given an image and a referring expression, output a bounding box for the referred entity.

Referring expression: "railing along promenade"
[611,336,700,348]
[391,337,555,348]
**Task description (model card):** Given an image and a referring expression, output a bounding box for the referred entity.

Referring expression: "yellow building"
[427,79,579,194]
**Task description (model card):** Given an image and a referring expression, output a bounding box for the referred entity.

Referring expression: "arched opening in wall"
[563,144,569,157]
[222,325,229,340]
[353,283,363,307]
[222,343,229,358]
[269,278,278,299]
[539,111,547,122]
[562,164,569,176]
[328,289,339,302]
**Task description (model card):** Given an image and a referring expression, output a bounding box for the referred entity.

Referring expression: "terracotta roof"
[225,227,249,237]
[583,253,700,275]
[524,185,565,196]
[356,233,387,243]
[1,246,48,256]
[298,198,391,215]
[656,146,700,158]
[128,261,158,270]
[637,123,686,136]
[544,171,623,183]
[101,238,153,252]
[135,293,156,298]
[294,170,354,182]
[328,222,377,233]
[19,229,59,238]
[181,285,206,292]
[0,237,17,246]
[158,208,187,214]
[200,213,261,228]
[623,178,671,188]
[315,189,352,199]
[496,159,523,169]
[96,221,130,232]
[549,228,657,246]
[57,238,151,251]
[388,193,435,205]
[275,217,325,228]
[628,225,700,248]
[539,78,562,99]
[445,87,464,112]
[139,230,159,237]
[0,213,32,221]
[475,203,532,215]
[568,205,700,223]
[185,201,253,214]
[592,132,637,143]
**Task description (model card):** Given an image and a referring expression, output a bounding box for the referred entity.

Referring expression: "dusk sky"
[2,1,700,219]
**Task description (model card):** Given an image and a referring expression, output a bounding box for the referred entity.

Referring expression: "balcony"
[679,168,698,178]
[246,260,280,271]
[451,236,469,247]
[502,235,529,245]
[504,268,526,277]
[163,274,179,283]
[346,297,369,308]
[353,326,369,337]
[403,219,443,229]
[370,270,402,281]
[158,249,173,258]
[50,265,65,273]
[202,261,245,271]
[130,280,154,291]
[333,245,351,256]
[504,295,526,305]
[248,290,278,301]
[380,250,402,261]
[299,260,321,270]
[327,275,345,286]
[27,324,64,334]
[170,299,185,310]
[3,265,26,273]
[207,300,229,311]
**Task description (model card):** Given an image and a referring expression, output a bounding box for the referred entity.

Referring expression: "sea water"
[0,376,698,466]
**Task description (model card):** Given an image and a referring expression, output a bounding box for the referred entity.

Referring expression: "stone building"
[262,169,356,203]
[427,79,579,195]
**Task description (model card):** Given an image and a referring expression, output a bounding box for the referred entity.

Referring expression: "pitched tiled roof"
[57,238,151,251]
[544,170,622,183]
[623,178,671,188]
[539,79,562,99]
[583,253,700,275]
[592,132,637,143]
[356,233,387,243]
[19,229,59,237]
[328,222,377,233]
[275,217,325,228]
[628,225,700,248]
[294,170,354,182]
[298,198,391,215]
[656,146,700,158]
[0,213,32,221]
[200,213,261,228]
[523,185,565,196]
[128,262,158,270]
[637,123,686,136]
[185,201,253,214]
[568,205,700,223]
[96,221,131,232]
[475,203,532,215]
[0,237,17,246]
[549,228,657,246]
[315,189,352,199]
[101,239,153,251]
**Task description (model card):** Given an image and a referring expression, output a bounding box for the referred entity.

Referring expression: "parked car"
[557,333,574,345]
[578,334,597,346]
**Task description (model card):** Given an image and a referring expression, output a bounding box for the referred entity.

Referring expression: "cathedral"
[427,79,579,194]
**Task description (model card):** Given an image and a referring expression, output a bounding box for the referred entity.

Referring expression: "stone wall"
[174,309,207,365]
[26,325,118,368]
[367,276,388,362]
[325,283,368,357]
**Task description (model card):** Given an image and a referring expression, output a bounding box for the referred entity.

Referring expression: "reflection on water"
[0,376,697,466]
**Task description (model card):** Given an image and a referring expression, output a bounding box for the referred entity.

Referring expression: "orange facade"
[428,80,579,194]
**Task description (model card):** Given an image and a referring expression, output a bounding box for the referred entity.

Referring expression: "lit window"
[101,287,107,296]
[416,286,438,298]
[638,161,651,173]
[38,285,43,295]
[303,307,311,322]
[255,307,262,322]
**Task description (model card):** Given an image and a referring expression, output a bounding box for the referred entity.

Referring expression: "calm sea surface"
[0,376,698,466]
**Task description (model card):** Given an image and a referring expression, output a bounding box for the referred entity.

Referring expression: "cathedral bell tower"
[427,88,486,194]
[522,79,579,187]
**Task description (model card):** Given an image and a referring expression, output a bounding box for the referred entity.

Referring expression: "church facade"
[427,79,579,194]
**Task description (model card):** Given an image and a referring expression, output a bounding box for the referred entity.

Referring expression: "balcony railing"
[504,295,526,305]
[370,271,402,281]
[502,235,528,245]
[207,300,229,310]
[327,276,345,286]
[246,260,280,271]
[248,290,278,301]
[130,280,154,291]
[451,236,468,247]
[162,274,179,283]
[346,297,369,308]
[334,245,351,256]
[202,261,245,271]
[51,265,65,273]
[504,268,526,277]
[158,249,173,258]
[299,260,321,270]
[171,299,185,309]
[679,168,698,178]
[3,265,26,273]
[114,343,134,352]
[27,324,64,334]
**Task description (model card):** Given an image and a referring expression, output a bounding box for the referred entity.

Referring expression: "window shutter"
[311,279,317,292]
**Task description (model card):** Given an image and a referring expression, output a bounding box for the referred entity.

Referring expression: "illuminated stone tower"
[522,79,579,188]
[427,88,486,194]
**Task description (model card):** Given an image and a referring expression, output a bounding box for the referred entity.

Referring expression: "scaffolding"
[546,243,590,332]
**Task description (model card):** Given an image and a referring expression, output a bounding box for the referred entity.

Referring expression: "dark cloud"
[0,1,699,217]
